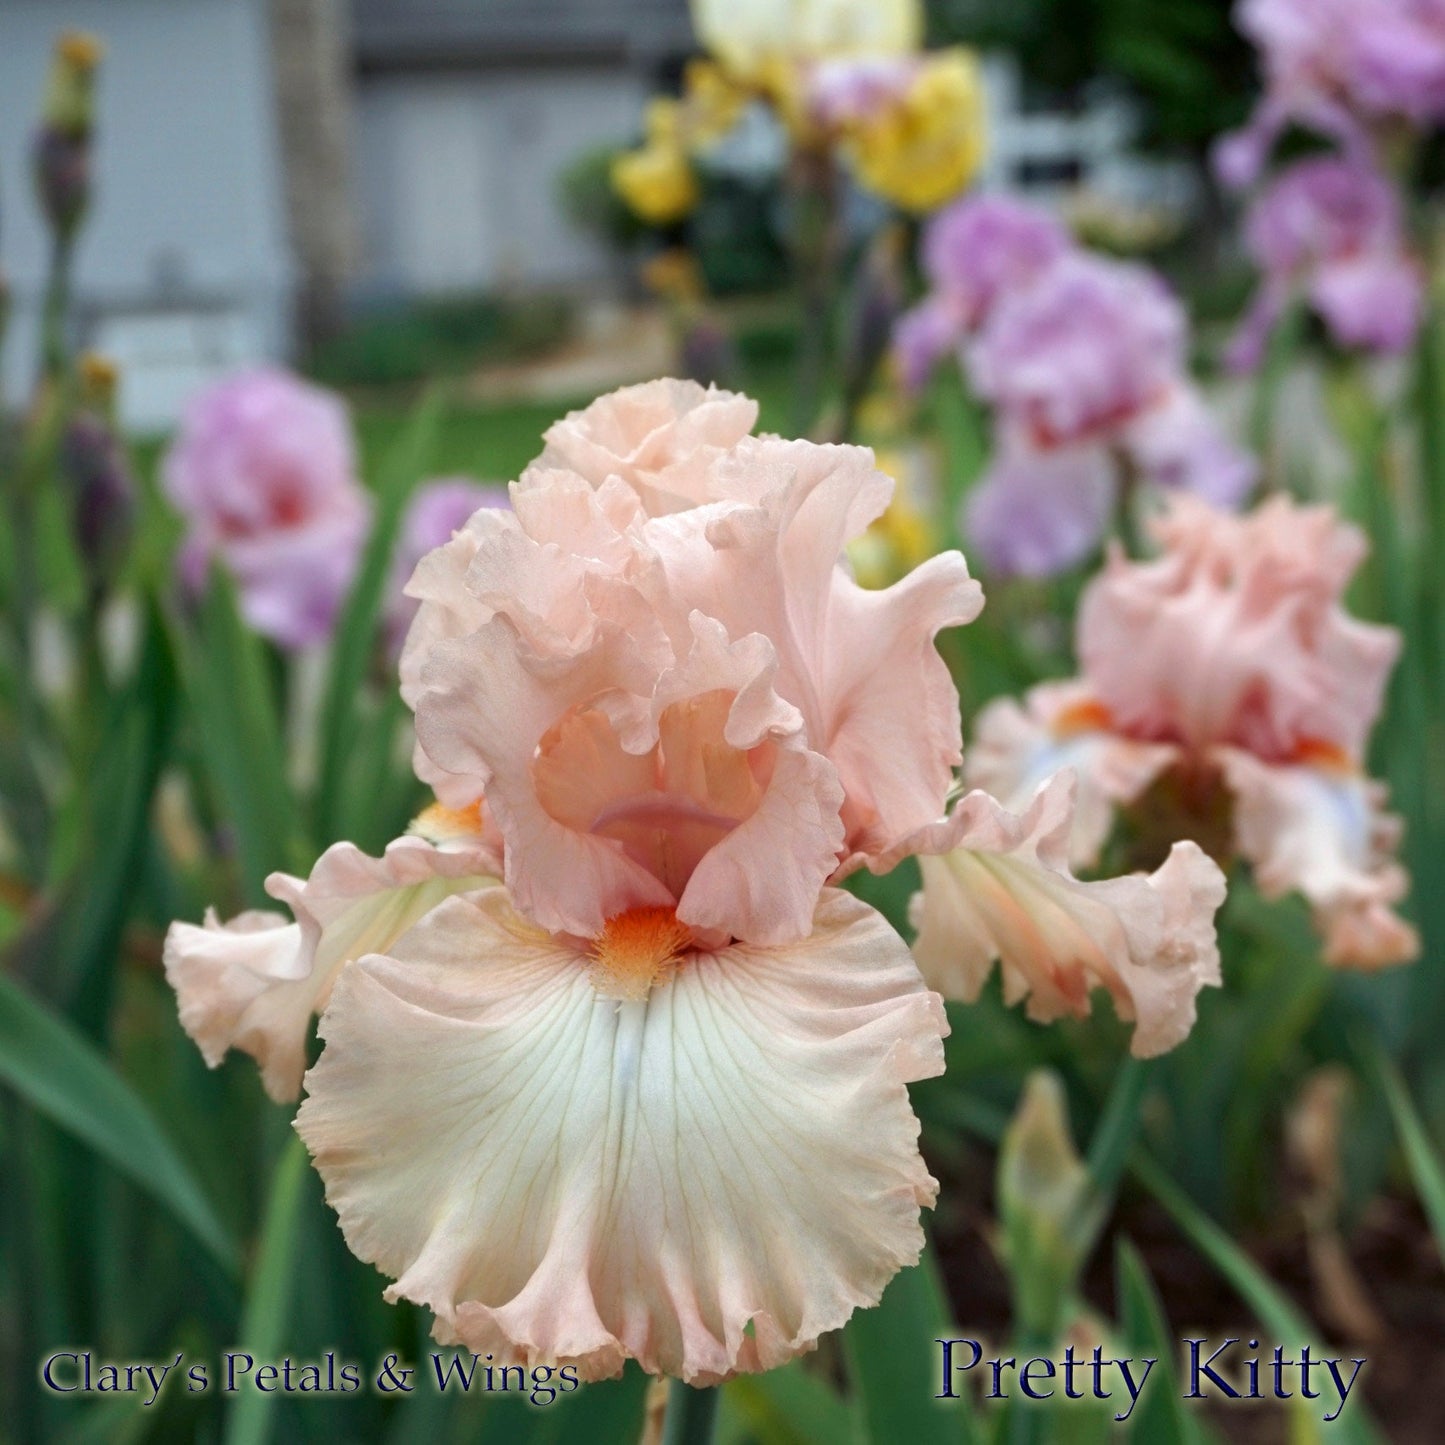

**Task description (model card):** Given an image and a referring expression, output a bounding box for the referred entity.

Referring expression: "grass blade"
[1115,1238,1199,1445]
[1131,1153,1386,1445]
[1415,294,1445,688]
[223,1134,310,1445]
[39,598,177,1030]
[721,1361,858,1445]
[182,569,308,901]
[1087,1056,1152,1204]
[470,1362,650,1443]
[314,388,445,842]
[662,1381,720,1445]
[1367,1043,1445,1263]
[1248,299,1305,479]
[0,970,239,1278]
[930,371,989,553]
[843,1239,980,1445]
[56,1393,157,1445]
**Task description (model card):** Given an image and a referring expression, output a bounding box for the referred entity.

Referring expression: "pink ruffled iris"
[165,380,1227,1384]
[969,493,1417,968]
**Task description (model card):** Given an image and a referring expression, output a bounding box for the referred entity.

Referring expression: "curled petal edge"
[874,770,1225,1058]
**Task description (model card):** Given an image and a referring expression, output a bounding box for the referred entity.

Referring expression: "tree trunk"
[268,0,358,355]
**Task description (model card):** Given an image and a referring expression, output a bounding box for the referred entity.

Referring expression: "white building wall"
[355,67,647,295]
[0,0,294,430]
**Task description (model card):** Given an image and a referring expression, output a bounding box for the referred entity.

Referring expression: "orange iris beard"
[589,906,695,1001]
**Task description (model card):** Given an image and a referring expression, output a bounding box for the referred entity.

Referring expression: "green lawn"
[352,392,580,484]
[133,352,799,496]
[348,358,798,487]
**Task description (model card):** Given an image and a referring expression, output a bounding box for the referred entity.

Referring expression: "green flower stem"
[1085,1055,1153,1204]
[661,1380,719,1445]
[3,223,82,874]
[788,149,841,438]
[1113,455,1144,559]
[1248,297,1306,486]
[1417,287,1445,693]
[5,476,52,878]
[40,231,75,384]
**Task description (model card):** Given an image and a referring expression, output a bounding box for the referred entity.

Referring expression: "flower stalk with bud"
[33,31,102,382]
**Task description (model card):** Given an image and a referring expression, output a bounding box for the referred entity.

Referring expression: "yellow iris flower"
[844,50,986,213]
[612,142,700,226]
[611,64,746,225]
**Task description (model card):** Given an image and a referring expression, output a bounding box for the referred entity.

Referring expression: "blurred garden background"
[2,0,1445,1441]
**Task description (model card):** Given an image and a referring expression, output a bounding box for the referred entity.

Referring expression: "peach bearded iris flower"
[968,493,1417,968]
[166,380,1226,1383]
